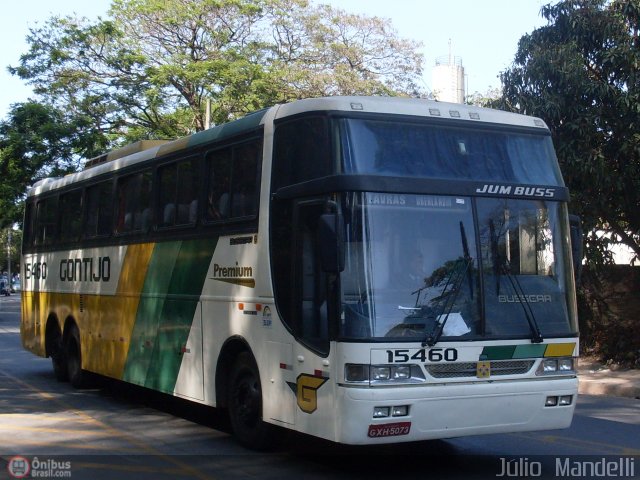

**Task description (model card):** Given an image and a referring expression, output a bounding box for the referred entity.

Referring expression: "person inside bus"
[399,250,427,289]
[206,175,230,220]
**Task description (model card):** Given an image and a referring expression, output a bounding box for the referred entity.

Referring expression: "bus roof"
[27,96,548,197]
[28,107,270,197]
[273,96,549,130]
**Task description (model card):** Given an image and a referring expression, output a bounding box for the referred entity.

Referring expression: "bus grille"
[426,360,535,378]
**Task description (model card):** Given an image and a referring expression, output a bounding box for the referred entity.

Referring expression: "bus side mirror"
[568,215,583,283]
[318,212,345,274]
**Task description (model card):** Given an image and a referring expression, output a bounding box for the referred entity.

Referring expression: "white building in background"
[432,42,465,104]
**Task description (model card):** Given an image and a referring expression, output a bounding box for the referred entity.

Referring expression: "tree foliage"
[0,102,98,227]
[498,0,640,265]
[0,228,22,274]
[10,0,424,142]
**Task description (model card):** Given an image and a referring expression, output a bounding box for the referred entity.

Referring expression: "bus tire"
[51,337,68,382]
[227,352,277,450]
[65,325,86,388]
[47,319,68,382]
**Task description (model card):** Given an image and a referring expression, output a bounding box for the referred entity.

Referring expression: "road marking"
[0,368,214,480]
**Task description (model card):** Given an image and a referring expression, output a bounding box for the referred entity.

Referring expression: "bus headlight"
[345,364,369,383]
[536,357,575,376]
[558,358,574,371]
[543,359,558,373]
[345,364,426,385]
[372,366,391,380]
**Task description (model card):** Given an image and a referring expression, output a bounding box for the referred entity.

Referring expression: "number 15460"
[386,348,458,363]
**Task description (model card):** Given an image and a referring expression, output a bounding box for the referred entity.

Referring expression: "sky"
[0,0,552,118]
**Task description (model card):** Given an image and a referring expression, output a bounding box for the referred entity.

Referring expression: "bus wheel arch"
[215,336,252,409]
[45,315,67,382]
[62,319,86,388]
[217,338,280,449]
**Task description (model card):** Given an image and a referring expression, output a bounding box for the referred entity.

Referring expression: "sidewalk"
[578,357,640,399]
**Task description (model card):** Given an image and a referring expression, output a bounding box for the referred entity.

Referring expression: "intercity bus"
[21,96,580,448]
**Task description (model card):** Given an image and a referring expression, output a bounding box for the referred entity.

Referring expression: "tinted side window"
[231,142,259,218]
[158,157,199,228]
[205,139,261,222]
[84,181,114,238]
[35,197,58,246]
[272,117,330,193]
[59,189,83,243]
[115,171,152,234]
[23,202,36,249]
[205,149,232,221]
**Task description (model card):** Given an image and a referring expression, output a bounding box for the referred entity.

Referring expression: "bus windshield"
[339,193,577,341]
[338,118,563,185]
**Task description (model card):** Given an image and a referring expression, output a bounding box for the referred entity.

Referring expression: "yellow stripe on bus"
[83,243,155,379]
[544,343,576,357]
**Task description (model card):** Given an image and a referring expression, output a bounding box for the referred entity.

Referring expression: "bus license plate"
[367,422,411,438]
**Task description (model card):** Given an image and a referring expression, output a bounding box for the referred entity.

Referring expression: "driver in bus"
[400,250,428,289]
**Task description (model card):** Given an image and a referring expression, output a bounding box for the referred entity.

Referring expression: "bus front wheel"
[227,352,277,450]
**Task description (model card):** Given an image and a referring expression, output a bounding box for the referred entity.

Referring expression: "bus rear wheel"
[227,352,278,450]
[51,337,68,382]
[65,325,86,388]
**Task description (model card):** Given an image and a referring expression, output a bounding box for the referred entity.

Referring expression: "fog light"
[392,405,408,417]
[559,395,573,406]
[545,396,558,407]
[373,406,390,418]
[372,367,391,380]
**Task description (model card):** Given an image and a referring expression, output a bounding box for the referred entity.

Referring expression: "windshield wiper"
[423,222,473,347]
[489,220,544,344]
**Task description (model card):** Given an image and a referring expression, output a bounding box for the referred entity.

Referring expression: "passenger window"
[59,190,83,243]
[231,142,259,218]
[35,197,58,246]
[205,139,260,222]
[84,181,114,238]
[23,202,36,248]
[116,171,152,234]
[205,149,232,221]
[158,157,199,228]
[272,116,330,193]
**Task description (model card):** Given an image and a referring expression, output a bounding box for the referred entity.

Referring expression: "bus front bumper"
[335,377,578,445]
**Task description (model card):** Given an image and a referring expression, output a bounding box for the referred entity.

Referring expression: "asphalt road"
[1,295,638,480]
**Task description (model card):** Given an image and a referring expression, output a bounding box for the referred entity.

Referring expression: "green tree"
[466,87,501,107]
[1,228,22,275]
[10,0,424,142]
[498,0,640,265]
[0,102,96,227]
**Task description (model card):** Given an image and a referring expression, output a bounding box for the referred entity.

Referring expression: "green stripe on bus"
[512,344,547,358]
[123,241,182,385]
[479,345,516,361]
[143,237,218,393]
[480,343,574,360]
